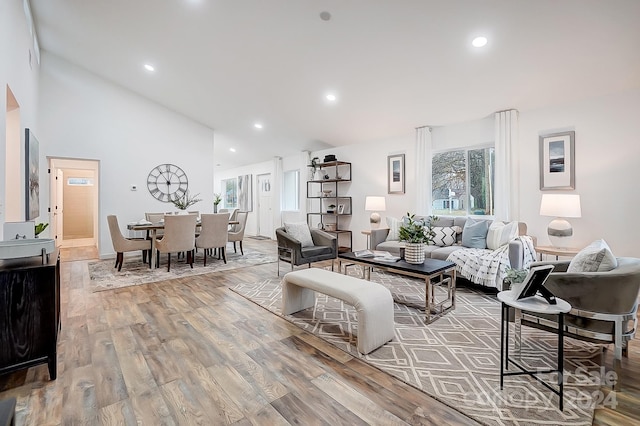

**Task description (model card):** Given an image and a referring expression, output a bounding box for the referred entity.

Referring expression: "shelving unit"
[307,161,352,252]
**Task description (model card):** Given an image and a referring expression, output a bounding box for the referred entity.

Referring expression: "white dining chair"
[107,215,152,271]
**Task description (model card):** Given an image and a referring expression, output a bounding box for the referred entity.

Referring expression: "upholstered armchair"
[276,225,337,276]
[522,257,640,360]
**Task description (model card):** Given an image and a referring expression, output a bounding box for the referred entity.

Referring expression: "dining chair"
[107,215,151,271]
[228,211,248,255]
[145,212,165,238]
[155,214,197,271]
[195,213,230,266]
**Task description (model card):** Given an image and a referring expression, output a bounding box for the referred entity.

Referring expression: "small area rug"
[231,268,602,426]
[89,248,276,292]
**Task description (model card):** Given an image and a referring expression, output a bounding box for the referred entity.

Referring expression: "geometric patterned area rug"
[230,268,603,426]
[88,248,276,292]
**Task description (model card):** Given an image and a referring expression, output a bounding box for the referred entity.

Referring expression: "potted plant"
[398,213,437,264]
[503,267,528,291]
[171,190,202,212]
[35,222,48,238]
[327,204,336,213]
[213,193,222,213]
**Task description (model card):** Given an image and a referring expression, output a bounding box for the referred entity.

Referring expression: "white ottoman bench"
[282,268,394,354]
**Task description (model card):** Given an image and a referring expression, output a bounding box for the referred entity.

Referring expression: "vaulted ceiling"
[30,0,640,169]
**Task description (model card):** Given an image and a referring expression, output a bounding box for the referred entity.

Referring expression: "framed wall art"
[25,128,40,220]
[539,131,575,190]
[238,174,253,211]
[388,154,405,194]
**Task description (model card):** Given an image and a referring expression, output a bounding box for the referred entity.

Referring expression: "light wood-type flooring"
[0,239,638,425]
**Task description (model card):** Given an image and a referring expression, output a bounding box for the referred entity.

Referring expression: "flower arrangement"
[213,193,222,206]
[171,190,202,210]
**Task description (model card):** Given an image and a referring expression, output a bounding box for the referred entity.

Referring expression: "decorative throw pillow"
[385,217,402,241]
[431,226,459,247]
[486,221,519,250]
[568,239,618,273]
[284,222,314,248]
[461,218,490,249]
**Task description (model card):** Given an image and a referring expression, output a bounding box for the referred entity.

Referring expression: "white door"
[256,173,273,238]
[50,168,64,246]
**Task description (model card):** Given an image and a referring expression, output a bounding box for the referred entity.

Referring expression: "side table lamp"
[539,193,581,248]
[365,196,386,228]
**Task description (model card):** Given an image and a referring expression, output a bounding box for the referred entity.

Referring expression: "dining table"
[127,218,239,268]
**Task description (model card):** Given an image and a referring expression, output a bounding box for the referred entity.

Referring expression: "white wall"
[519,88,640,257]
[219,132,415,251]
[217,89,640,259]
[39,53,215,257]
[0,0,41,239]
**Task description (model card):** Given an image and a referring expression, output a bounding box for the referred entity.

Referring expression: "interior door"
[53,169,63,246]
[256,173,273,238]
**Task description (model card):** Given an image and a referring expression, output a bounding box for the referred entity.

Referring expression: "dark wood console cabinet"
[0,250,60,380]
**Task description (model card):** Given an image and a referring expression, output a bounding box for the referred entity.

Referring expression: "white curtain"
[273,156,283,229]
[415,126,432,215]
[494,110,519,221]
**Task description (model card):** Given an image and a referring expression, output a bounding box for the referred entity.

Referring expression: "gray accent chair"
[522,257,640,360]
[276,226,337,276]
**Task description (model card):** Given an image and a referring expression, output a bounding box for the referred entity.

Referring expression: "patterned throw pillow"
[486,221,519,250]
[385,217,403,241]
[568,239,618,273]
[284,222,314,248]
[431,226,460,247]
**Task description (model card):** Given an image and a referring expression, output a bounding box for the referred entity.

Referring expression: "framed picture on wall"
[388,154,405,194]
[539,131,575,190]
[25,129,40,220]
[238,174,253,211]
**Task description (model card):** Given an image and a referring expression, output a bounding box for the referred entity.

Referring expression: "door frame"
[256,172,273,238]
[48,157,100,248]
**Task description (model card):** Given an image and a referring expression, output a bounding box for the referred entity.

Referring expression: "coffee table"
[338,252,456,323]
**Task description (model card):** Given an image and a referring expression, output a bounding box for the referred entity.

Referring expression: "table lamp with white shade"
[365,196,386,228]
[539,194,581,248]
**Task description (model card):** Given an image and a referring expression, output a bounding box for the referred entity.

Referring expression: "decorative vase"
[177,209,189,215]
[214,204,218,213]
[404,242,425,264]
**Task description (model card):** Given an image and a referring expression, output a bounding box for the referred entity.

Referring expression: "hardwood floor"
[1,239,638,425]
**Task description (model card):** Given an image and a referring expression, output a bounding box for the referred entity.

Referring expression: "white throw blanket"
[446,236,537,289]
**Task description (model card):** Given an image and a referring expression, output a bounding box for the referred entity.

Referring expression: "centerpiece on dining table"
[171,190,202,213]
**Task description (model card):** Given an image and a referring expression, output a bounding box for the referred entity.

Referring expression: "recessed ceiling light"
[144,64,155,72]
[472,36,488,48]
[254,123,263,129]
[229,148,236,152]
[319,11,331,21]
[326,93,337,102]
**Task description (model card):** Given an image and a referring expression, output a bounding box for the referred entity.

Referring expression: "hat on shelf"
[323,154,336,162]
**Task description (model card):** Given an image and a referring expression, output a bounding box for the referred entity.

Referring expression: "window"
[432,146,494,216]
[282,170,300,211]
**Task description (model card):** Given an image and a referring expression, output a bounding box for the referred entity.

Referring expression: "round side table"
[497,290,571,410]
[534,245,581,261]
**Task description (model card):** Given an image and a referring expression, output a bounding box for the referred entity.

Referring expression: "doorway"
[48,158,99,249]
[256,173,273,238]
